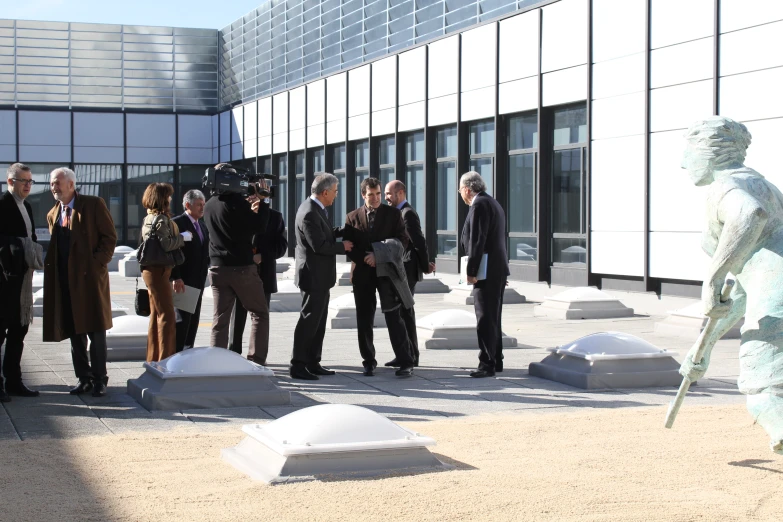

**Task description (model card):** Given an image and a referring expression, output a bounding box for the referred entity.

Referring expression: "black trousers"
[61,282,108,384]
[473,277,506,371]
[399,276,420,363]
[175,290,204,353]
[0,318,29,389]
[291,289,330,369]
[354,274,414,370]
[228,291,272,355]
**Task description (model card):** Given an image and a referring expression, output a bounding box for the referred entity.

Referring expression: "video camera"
[202,163,276,198]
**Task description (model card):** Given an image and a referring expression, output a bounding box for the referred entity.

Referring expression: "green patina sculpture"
[679,116,783,453]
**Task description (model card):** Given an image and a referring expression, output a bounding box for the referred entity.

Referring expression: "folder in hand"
[460,254,488,282]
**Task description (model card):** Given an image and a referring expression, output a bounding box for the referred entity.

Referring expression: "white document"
[460,254,488,281]
[173,285,201,314]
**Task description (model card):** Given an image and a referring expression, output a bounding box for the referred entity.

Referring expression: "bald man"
[384,180,435,367]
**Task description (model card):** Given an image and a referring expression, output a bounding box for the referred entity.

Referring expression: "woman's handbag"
[134,277,150,317]
[137,215,185,267]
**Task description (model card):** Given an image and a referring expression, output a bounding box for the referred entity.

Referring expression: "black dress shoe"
[363,365,376,377]
[470,369,496,378]
[289,367,319,381]
[495,361,504,373]
[413,357,420,367]
[70,381,94,395]
[395,366,414,377]
[384,358,399,367]
[6,383,40,397]
[91,382,107,397]
[306,365,335,376]
[0,389,10,403]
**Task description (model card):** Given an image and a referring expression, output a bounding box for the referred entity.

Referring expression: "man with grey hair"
[170,189,210,352]
[290,173,353,380]
[0,163,42,400]
[459,171,510,378]
[43,166,117,397]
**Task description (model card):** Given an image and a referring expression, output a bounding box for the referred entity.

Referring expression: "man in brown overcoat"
[43,167,116,397]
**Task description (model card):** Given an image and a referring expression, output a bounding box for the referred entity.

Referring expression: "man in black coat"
[0,163,40,400]
[228,207,287,354]
[170,189,210,352]
[459,171,510,378]
[344,177,414,378]
[290,173,353,380]
[383,180,436,368]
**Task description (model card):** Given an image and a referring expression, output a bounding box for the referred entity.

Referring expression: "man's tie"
[62,207,71,229]
[193,220,204,242]
[367,208,375,231]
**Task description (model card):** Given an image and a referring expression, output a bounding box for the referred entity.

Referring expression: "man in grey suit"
[290,173,354,380]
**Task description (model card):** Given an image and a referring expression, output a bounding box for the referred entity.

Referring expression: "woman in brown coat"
[140,183,189,362]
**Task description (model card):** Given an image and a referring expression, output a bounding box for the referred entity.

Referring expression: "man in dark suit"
[383,180,436,368]
[228,206,287,354]
[0,163,41,401]
[345,177,414,378]
[291,173,353,380]
[459,171,510,378]
[170,189,210,352]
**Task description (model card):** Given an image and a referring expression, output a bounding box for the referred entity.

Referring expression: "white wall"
[126,113,175,164]
[398,46,425,132]
[74,112,124,163]
[327,73,347,144]
[178,114,215,165]
[372,56,396,136]
[428,35,458,126]
[307,79,325,147]
[349,65,370,140]
[541,0,587,73]
[19,110,71,162]
[461,23,496,122]
[273,92,288,153]
[231,106,243,160]
[259,97,272,155]
[289,86,306,151]
[0,111,15,161]
[243,101,258,159]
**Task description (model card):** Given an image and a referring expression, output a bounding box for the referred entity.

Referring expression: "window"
[293,151,305,206]
[468,120,495,195]
[73,164,124,242]
[127,165,175,245]
[507,112,537,262]
[310,147,325,173]
[551,104,587,267]
[353,139,369,209]
[331,143,347,226]
[404,131,425,231]
[378,135,396,187]
[275,154,288,224]
[435,126,457,257]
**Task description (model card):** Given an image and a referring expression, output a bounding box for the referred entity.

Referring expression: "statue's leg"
[746,392,783,453]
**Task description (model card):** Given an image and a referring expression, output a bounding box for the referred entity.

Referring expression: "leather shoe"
[289,367,319,381]
[91,382,107,397]
[306,365,335,376]
[0,389,10,403]
[413,357,420,367]
[363,365,376,377]
[495,361,504,373]
[6,383,40,397]
[395,366,414,377]
[70,381,94,395]
[470,369,496,378]
[384,358,399,367]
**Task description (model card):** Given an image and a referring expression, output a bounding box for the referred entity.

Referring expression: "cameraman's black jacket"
[204,193,270,267]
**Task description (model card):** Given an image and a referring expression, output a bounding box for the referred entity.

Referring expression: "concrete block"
[32,271,43,293]
[33,288,128,318]
[417,309,517,349]
[128,347,290,410]
[529,332,682,390]
[443,284,526,306]
[533,287,634,320]
[413,274,450,294]
[276,261,291,273]
[222,404,446,483]
[119,251,140,278]
[109,246,135,271]
[327,292,386,329]
[106,315,150,362]
[270,280,301,312]
[654,302,743,339]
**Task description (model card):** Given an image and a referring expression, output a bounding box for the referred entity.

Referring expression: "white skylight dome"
[150,347,272,377]
[551,332,675,361]
[107,315,149,336]
[276,280,298,293]
[115,245,134,253]
[418,309,475,329]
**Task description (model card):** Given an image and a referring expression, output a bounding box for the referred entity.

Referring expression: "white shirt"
[310,194,326,210]
[60,197,76,227]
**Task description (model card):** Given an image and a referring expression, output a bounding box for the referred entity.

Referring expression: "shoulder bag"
[137,214,185,267]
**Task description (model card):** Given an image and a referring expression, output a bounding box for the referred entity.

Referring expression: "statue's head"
[681,116,751,186]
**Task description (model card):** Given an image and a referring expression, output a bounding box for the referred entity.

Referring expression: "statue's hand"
[703,279,733,320]
[679,345,710,382]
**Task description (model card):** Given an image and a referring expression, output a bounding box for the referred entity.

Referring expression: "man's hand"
[253,253,262,264]
[250,199,261,213]
[679,343,711,382]
[343,240,354,252]
[427,262,436,274]
[364,252,376,267]
[467,275,478,284]
[172,279,185,294]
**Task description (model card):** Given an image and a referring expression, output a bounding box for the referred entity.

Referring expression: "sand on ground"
[2,404,782,522]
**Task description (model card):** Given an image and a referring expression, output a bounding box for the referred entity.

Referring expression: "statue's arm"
[703,189,767,316]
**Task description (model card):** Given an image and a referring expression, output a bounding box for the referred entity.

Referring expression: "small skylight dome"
[418,309,475,329]
[222,405,446,483]
[108,315,149,336]
[115,245,134,253]
[152,347,272,377]
[551,331,675,361]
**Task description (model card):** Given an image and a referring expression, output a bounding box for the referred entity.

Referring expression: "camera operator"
[203,163,272,365]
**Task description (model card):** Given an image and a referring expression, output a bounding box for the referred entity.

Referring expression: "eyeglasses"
[11,178,35,186]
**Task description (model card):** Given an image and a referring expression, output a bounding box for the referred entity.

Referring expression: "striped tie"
[63,207,71,229]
